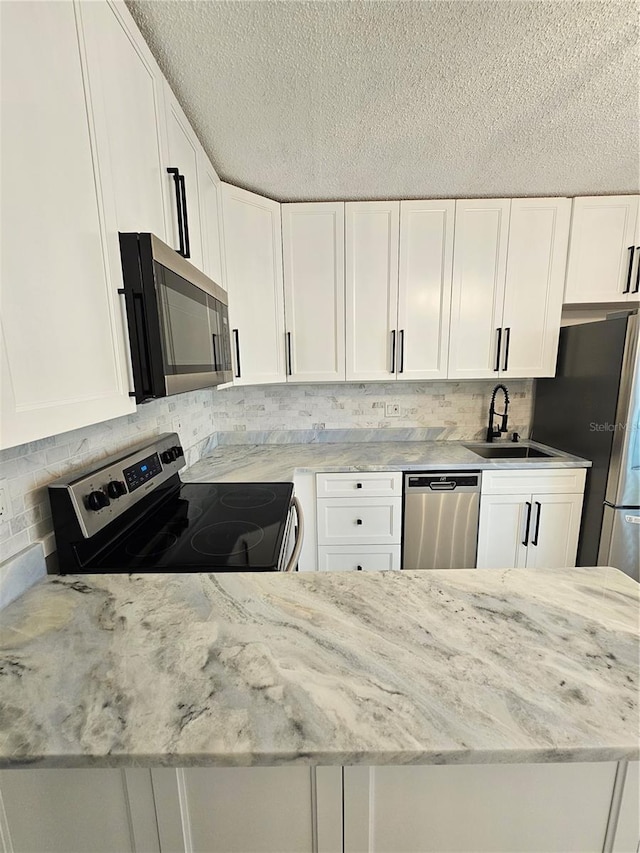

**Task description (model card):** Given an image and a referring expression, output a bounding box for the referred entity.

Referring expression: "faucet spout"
[486,384,510,442]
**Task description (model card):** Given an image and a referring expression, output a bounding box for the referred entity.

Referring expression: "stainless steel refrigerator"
[531,312,639,580]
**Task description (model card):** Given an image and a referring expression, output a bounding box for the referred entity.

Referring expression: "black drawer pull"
[356,518,363,525]
[356,565,363,571]
[356,483,363,489]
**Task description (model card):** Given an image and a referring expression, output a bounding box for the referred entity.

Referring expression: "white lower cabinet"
[343,762,621,853]
[0,768,158,853]
[316,472,402,570]
[151,767,342,853]
[476,468,586,569]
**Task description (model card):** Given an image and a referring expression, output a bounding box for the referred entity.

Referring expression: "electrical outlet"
[385,403,401,417]
[0,480,9,522]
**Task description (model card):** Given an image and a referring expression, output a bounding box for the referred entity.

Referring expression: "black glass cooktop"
[90,482,294,572]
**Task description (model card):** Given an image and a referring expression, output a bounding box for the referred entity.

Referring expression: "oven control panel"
[49,433,185,539]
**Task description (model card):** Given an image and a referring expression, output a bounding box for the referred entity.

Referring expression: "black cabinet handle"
[286,332,293,376]
[623,246,635,294]
[390,330,396,374]
[356,518,363,525]
[233,329,241,378]
[494,328,502,371]
[531,501,542,546]
[356,483,363,489]
[399,329,405,374]
[522,501,532,546]
[356,565,363,571]
[167,168,186,257]
[634,246,640,294]
[502,327,511,372]
[178,173,191,259]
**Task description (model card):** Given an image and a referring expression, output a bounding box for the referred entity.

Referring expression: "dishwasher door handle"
[428,481,456,490]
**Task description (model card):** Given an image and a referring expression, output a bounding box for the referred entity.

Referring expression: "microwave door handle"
[284,497,304,572]
[167,168,186,257]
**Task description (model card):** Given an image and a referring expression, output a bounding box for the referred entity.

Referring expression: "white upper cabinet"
[162,83,204,271]
[0,0,135,450]
[564,196,640,304]
[282,203,345,382]
[448,199,510,379]
[397,200,455,380]
[500,198,571,378]
[221,183,286,385]
[345,202,400,381]
[448,198,570,380]
[197,150,225,287]
[77,0,167,239]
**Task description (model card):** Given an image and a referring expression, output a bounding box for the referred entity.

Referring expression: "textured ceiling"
[127,0,640,202]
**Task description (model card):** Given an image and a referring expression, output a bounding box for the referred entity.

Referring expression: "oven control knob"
[161,449,176,464]
[86,490,110,511]
[171,445,184,458]
[107,480,127,499]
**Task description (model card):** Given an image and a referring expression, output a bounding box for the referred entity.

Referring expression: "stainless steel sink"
[464,444,554,459]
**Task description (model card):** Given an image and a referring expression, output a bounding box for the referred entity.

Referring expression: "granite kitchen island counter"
[0,567,637,769]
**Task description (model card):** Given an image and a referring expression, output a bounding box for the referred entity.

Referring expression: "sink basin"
[464,444,554,459]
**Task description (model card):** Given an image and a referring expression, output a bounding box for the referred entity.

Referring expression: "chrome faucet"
[486,384,510,442]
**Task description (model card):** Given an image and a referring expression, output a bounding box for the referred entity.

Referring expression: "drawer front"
[317,497,402,545]
[316,472,402,498]
[318,545,401,572]
[481,467,587,496]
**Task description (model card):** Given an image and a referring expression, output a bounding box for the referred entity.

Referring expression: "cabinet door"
[476,493,529,568]
[501,198,571,378]
[0,0,135,450]
[343,763,617,853]
[345,202,400,381]
[162,84,204,270]
[564,196,639,303]
[0,768,157,853]
[198,150,225,286]
[282,202,345,382]
[397,200,454,380]
[77,0,167,238]
[221,183,286,384]
[525,492,583,569]
[448,199,510,378]
[151,767,343,853]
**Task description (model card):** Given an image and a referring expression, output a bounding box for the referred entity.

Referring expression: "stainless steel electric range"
[48,433,302,574]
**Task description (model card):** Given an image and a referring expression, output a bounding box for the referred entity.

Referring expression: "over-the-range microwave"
[119,232,232,403]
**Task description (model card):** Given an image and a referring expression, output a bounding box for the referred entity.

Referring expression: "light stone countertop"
[0,567,637,769]
[182,439,591,484]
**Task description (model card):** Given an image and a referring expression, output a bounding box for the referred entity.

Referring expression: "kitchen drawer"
[318,545,401,572]
[481,467,587,496]
[317,497,402,545]
[316,471,402,498]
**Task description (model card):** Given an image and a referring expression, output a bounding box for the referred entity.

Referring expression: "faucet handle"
[511,432,520,443]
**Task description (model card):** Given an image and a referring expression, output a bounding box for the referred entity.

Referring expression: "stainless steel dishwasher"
[403,472,481,569]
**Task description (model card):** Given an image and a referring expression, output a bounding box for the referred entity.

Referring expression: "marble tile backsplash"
[212,380,533,437]
[0,379,532,565]
[0,389,217,563]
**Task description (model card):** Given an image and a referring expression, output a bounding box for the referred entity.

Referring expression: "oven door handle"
[284,497,304,572]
